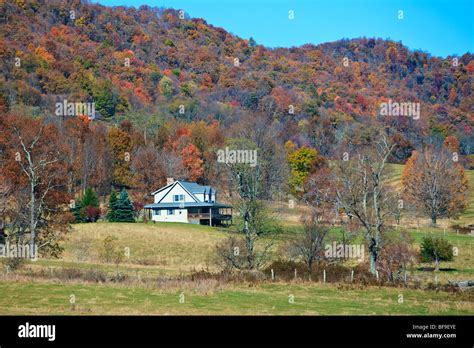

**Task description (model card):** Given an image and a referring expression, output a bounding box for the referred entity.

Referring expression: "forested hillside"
[0,0,472,201]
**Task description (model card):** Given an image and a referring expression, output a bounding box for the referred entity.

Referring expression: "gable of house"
[157,182,198,203]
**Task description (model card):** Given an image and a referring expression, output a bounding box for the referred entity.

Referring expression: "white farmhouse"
[144,179,232,226]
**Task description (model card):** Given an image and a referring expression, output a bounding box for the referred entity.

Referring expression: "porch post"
[209,207,212,226]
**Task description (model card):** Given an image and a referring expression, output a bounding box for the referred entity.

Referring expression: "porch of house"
[144,204,233,227]
[187,207,233,226]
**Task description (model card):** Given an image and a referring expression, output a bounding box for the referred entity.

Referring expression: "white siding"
[151,209,188,223]
[194,193,205,202]
[194,193,216,202]
[153,185,173,203]
[160,184,195,203]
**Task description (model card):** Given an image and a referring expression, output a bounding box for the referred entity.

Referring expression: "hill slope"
[0,0,472,161]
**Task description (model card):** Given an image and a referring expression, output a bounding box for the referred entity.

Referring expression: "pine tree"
[115,189,135,222]
[82,187,99,208]
[107,190,118,222]
[71,200,85,223]
[71,188,101,223]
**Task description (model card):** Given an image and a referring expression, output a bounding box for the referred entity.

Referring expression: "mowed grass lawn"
[0,281,472,315]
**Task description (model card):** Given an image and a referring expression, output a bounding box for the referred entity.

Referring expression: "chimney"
[167,178,174,186]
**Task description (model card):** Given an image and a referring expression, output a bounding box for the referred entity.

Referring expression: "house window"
[168,209,175,215]
[154,210,161,216]
[173,194,185,202]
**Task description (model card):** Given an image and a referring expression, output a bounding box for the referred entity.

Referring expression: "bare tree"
[9,118,69,257]
[131,144,167,198]
[377,230,418,281]
[156,148,189,180]
[223,138,275,270]
[286,213,329,278]
[215,235,272,273]
[402,145,468,226]
[305,130,397,275]
[334,132,396,274]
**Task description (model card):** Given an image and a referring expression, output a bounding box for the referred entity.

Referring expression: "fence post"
[271,268,274,281]
[294,269,297,280]
[323,269,326,283]
[351,270,354,282]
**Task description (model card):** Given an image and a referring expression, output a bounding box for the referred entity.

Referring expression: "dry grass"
[61,222,232,275]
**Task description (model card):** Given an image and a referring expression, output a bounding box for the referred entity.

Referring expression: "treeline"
[0,0,472,168]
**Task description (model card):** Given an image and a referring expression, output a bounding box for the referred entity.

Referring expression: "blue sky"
[96,0,473,57]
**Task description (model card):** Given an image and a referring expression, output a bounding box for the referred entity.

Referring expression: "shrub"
[377,230,418,282]
[58,268,108,283]
[450,224,472,235]
[263,260,365,283]
[2,257,26,272]
[214,236,247,273]
[420,235,454,271]
[85,206,101,222]
[285,219,329,276]
[74,237,93,262]
[133,201,144,220]
[99,236,124,265]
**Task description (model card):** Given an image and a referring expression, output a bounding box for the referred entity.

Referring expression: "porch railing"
[188,213,210,219]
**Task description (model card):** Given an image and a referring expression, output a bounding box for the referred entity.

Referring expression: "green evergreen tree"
[115,189,135,222]
[92,80,119,118]
[107,190,118,222]
[82,187,99,208]
[71,188,101,223]
[70,200,85,223]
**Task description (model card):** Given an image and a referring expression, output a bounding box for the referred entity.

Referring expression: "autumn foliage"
[402,146,468,225]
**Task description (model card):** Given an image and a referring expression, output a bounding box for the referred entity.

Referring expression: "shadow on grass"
[417,267,458,272]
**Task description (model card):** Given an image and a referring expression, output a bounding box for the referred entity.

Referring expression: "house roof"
[144,202,232,209]
[150,181,214,196]
[148,181,227,207]
[180,181,213,194]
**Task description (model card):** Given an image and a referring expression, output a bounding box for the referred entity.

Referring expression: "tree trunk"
[369,238,378,275]
[431,212,437,227]
[29,179,36,259]
[435,258,440,271]
[244,219,255,270]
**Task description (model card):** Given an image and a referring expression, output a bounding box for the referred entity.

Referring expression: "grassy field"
[0,280,471,315]
[0,167,472,315]
[459,169,474,223]
[59,221,232,275]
